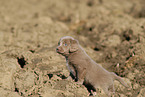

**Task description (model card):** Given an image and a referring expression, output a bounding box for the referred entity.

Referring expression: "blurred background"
[0,0,145,97]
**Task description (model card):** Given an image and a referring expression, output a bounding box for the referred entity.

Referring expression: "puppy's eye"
[64,43,67,46]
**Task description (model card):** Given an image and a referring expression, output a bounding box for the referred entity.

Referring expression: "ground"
[0,0,145,97]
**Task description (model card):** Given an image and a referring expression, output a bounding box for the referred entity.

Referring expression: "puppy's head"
[56,36,79,56]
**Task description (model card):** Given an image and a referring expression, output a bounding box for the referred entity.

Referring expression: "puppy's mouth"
[56,49,61,53]
[57,51,63,54]
[56,49,69,56]
[56,49,64,54]
[57,51,66,56]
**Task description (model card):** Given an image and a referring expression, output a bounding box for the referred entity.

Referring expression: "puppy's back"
[85,62,113,86]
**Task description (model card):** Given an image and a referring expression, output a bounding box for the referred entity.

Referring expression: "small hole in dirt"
[34,23,38,27]
[57,74,67,79]
[141,26,144,29]
[29,50,35,53]
[124,36,130,41]
[11,27,15,33]
[43,81,47,84]
[129,46,134,49]
[89,27,93,31]
[120,75,125,77]
[94,47,100,51]
[19,92,24,96]
[137,9,145,18]
[37,44,40,47]
[123,33,131,41]
[48,74,53,79]
[15,88,19,92]
[61,75,67,79]
[126,54,133,60]
[87,1,94,7]
[123,29,133,41]
[17,57,27,68]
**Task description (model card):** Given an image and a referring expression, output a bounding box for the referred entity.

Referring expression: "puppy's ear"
[69,39,79,52]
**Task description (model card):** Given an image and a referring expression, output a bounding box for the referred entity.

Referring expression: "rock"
[133,83,140,89]
[38,17,53,24]
[127,72,135,80]
[53,80,88,97]
[0,87,22,97]
[0,56,20,90]
[66,81,88,96]
[40,88,74,97]
[14,68,36,96]
[103,35,121,47]
[39,80,75,97]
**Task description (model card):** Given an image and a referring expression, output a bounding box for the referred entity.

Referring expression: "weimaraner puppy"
[56,36,129,96]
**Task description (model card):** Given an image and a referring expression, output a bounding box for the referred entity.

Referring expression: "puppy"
[56,36,129,96]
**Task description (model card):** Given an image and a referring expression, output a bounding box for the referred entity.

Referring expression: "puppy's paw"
[76,80,84,85]
[66,76,71,80]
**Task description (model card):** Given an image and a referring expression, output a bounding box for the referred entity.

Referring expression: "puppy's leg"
[68,65,77,81]
[102,86,111,97]
[109,84,115,97]
[76,68,86,84]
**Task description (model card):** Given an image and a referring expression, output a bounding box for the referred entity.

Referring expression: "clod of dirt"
[0,87,22,97]
[0,55,21,90]
[14,69,36,96]
[137,88,145,97]
[123,29,133,41]
[102,35,121,47]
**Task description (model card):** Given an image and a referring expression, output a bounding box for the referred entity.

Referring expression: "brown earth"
[0,0,145,97]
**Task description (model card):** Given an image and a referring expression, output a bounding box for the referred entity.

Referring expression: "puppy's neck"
[65,47,84,60]
[65,50,78,59]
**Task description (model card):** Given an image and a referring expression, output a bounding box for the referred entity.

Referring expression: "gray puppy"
[56,36,129,96]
